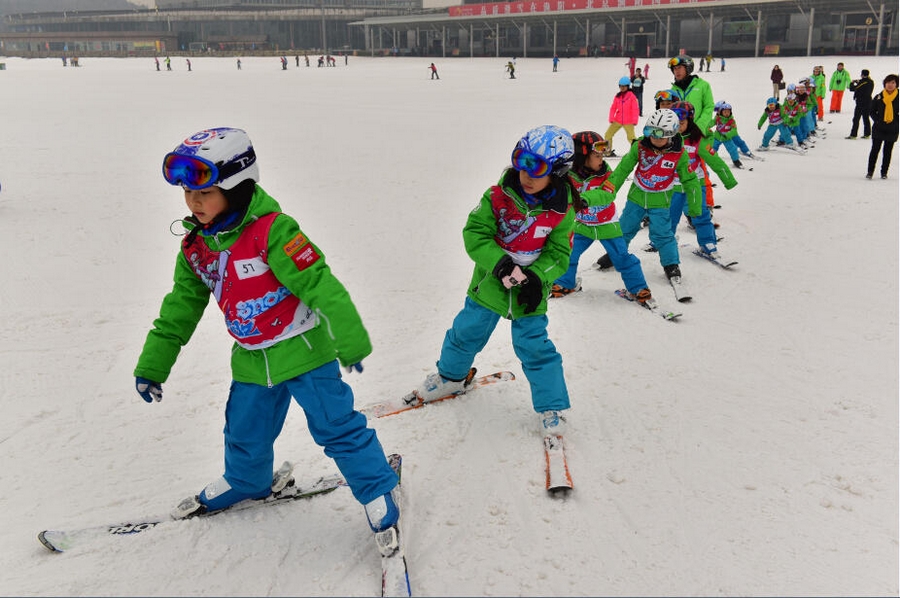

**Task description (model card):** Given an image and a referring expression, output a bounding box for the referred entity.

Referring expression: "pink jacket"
[608,91,640,125]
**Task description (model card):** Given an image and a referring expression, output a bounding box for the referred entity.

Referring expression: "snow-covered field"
[0,53,897,596]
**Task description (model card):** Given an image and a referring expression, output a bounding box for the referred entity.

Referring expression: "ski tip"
[37,531,63,553]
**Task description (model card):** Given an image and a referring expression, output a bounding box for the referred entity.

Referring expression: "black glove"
[516,269,543,314]
[493,255,515,281]
[493,255,528,289]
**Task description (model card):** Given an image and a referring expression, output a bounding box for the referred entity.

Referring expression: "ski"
[359,371,516,419]
[38,469,349,553]
[668,275,692,302]
[615,289,682,321]
[741,152,765,162]
[544,434,573,496]
[692,248,738,269]
[378,454,410,597]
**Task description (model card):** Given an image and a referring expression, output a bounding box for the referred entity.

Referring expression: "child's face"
[184,186,228,224]
[586,151,605,171]
[678,119,689,133]
[519,169,551,195]
[659,100,673,109]
[721,109,732,117]
[649,136,669,149]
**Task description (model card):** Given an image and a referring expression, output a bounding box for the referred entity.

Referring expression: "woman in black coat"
[770,65,784,100]
[867,73,899,179]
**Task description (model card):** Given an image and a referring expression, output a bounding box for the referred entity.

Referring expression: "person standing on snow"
[603,76,640,157]
[828,62,852,113]
[631,68,647,116]
[847,69,874,139]
[429,62,439,79]
[406,125,577,450]
[668,55,715,138]
[605,109,701,287]
[134,127,401,554]
[867,73,899,179]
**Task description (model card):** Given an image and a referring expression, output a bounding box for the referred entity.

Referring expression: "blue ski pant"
[437,296,569,413]
[222,360,397,505]
[555,233,647,294]
[669,186,718,253]
[761,123,794,147]
[713,136,751,161]
[620,200,680,267]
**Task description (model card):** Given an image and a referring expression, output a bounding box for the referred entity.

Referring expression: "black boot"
[663,264,682,279]
[595,253,613,270]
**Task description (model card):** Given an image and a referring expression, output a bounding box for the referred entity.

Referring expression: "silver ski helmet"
[163,127,259,191]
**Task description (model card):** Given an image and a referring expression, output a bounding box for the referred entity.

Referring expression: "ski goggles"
[654,90,675,103]
[590,140,609,154]
[162,149,255,190]
[511,148,551,178]
[643,125,672,139]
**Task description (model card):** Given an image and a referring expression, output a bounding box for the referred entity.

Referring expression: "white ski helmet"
[643,109,680,138]
[165,127,259,190]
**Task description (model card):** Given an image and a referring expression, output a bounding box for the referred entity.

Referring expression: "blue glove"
[345,363,364,374]
[135,377,163,403]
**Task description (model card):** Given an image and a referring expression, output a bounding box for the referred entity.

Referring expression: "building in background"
[0,0,896,58]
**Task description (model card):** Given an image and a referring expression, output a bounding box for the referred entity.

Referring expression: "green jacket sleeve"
[677,152,703,218]
[134,252,211,383]
[608,141,641,190]
[694,81,716,136]
[699,138,738,190]
[266,214,372,367]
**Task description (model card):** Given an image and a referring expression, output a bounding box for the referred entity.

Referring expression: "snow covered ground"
[0,53,897,596]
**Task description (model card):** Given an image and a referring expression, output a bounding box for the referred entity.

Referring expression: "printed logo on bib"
[233,257,270,280]
[534,226,553,239]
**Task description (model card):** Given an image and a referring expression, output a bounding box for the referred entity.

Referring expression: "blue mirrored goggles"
[511,148,551,178]
[643,125,672,139]
[162,149,255,190]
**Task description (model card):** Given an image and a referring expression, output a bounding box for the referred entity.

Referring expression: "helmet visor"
[511,148,551,178]
[163,153,219,190]
[643,125,673,139]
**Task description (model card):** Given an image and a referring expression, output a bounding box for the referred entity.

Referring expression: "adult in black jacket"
[847,69,874,139]
[867,73,899,179]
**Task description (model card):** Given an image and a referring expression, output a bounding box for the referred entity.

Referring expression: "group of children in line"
[132,56,896,570]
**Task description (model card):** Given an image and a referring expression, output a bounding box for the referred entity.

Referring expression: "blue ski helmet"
[512,125,574,176]
[618,76,632,87]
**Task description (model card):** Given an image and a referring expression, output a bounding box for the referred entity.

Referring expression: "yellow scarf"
[883,89,898,123]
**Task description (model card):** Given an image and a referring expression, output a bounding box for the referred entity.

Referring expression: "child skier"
[606,109,701,293]
[669,101,738,263]
[604,76,640,157]
[757,97,804,152]
[712,101,757,167]
[134,127,401,553]
[551,131,654,305]
[408,125,576,443]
